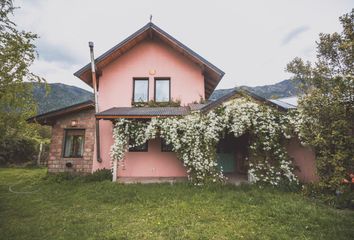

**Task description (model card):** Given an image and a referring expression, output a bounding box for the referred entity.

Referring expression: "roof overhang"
[27,100,95,125]
[96,106,190,120]
[74,23,224,99]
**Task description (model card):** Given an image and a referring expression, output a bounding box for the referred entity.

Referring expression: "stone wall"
[48,109,95,173]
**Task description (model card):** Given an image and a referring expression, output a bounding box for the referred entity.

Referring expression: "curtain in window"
[64,130,85,157]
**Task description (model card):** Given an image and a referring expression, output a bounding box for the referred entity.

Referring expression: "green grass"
[0,168,353,240]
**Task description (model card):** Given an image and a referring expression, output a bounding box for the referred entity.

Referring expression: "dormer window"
[133,78,149,102]
[155,78,170,102]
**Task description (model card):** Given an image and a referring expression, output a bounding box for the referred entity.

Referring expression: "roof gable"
[201,89,292,112]
[74,22,224,99]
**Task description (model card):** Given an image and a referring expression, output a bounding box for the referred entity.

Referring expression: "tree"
[0,0,45,164]
[287,9,354,191]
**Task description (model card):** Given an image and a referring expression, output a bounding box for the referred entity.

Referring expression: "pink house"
[30,23,317,183]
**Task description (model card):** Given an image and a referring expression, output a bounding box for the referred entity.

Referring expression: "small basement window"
[63,129,85,158]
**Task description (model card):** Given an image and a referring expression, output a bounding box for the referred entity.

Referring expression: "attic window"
[133,78,149,102]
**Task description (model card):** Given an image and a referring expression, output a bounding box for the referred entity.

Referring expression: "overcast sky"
[14,0,353,91]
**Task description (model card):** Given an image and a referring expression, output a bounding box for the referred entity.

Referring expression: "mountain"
[30,79,299,115]
[209,79,301,101]
[30,83,93,114]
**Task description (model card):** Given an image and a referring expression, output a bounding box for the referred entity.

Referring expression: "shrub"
[302,182,354,209]
[0,137,37,166]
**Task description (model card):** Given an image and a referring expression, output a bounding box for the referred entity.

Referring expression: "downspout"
[89,42,102,163]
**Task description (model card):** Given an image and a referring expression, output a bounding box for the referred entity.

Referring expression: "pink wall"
[98,39,204,110]
[286,138,318,183]
[118,138,187,178]
[93,39,203,177]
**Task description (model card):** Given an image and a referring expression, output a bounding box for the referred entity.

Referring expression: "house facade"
[30,23,317,183]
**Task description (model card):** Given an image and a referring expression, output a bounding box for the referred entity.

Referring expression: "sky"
[13,0,353,92]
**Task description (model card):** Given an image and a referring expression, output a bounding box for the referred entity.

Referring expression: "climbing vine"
[110,97,299,186]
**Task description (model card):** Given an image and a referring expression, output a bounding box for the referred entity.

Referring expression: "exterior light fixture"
[71,120,78,127]
[149,69,156,75]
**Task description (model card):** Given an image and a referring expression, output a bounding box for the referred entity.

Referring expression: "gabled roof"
[74,22,224,99]
[96,106,190,119]
[201,89,292,112]
[27,100,94,125]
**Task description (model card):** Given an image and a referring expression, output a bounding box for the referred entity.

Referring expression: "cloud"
[30,59,93,92]
[13,0,353,90]
[282,26,310,45]
[36,39,82,67]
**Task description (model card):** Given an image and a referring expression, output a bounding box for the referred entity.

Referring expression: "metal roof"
[96,106,190,119]
[269,98,297,109]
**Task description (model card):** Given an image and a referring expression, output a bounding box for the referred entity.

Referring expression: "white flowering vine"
[110,96,299,186]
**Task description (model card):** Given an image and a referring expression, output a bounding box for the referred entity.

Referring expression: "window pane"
[155,79,170,102]
[64,130,85,157]
[64,136,73,157]
[134,80,148,102]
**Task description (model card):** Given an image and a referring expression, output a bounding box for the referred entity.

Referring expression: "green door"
[217,153,235,173]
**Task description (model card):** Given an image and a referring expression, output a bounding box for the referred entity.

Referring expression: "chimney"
[89,42,102,162]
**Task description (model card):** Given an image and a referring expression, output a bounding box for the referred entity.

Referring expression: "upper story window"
[155,78,170,102]
[133,78,149,102]
[63,129,85,158]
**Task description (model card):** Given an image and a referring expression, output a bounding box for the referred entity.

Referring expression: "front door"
[216,135,236,173]
[217,153,235,173]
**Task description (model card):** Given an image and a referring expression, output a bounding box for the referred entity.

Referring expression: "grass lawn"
[0,168,353,240]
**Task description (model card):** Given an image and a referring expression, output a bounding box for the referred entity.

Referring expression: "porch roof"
[96,106,190,119]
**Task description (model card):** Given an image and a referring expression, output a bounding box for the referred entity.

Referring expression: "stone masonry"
[48,109,95,173]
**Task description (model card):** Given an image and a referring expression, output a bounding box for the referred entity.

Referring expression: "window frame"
[62,128,85,158]
[132,78,149,103]
[154,77,171,102]
[128,139,149,152]
[161,138,173,152]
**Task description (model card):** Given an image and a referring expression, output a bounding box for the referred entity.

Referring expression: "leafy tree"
[0,0,45,164]
[287,9,354,191]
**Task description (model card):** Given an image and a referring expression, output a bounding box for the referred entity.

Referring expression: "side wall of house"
[48,109,95,173]
[286,137,318,183]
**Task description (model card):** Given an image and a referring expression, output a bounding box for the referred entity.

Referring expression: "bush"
[0,137,38,166]
[302,183,354,209]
